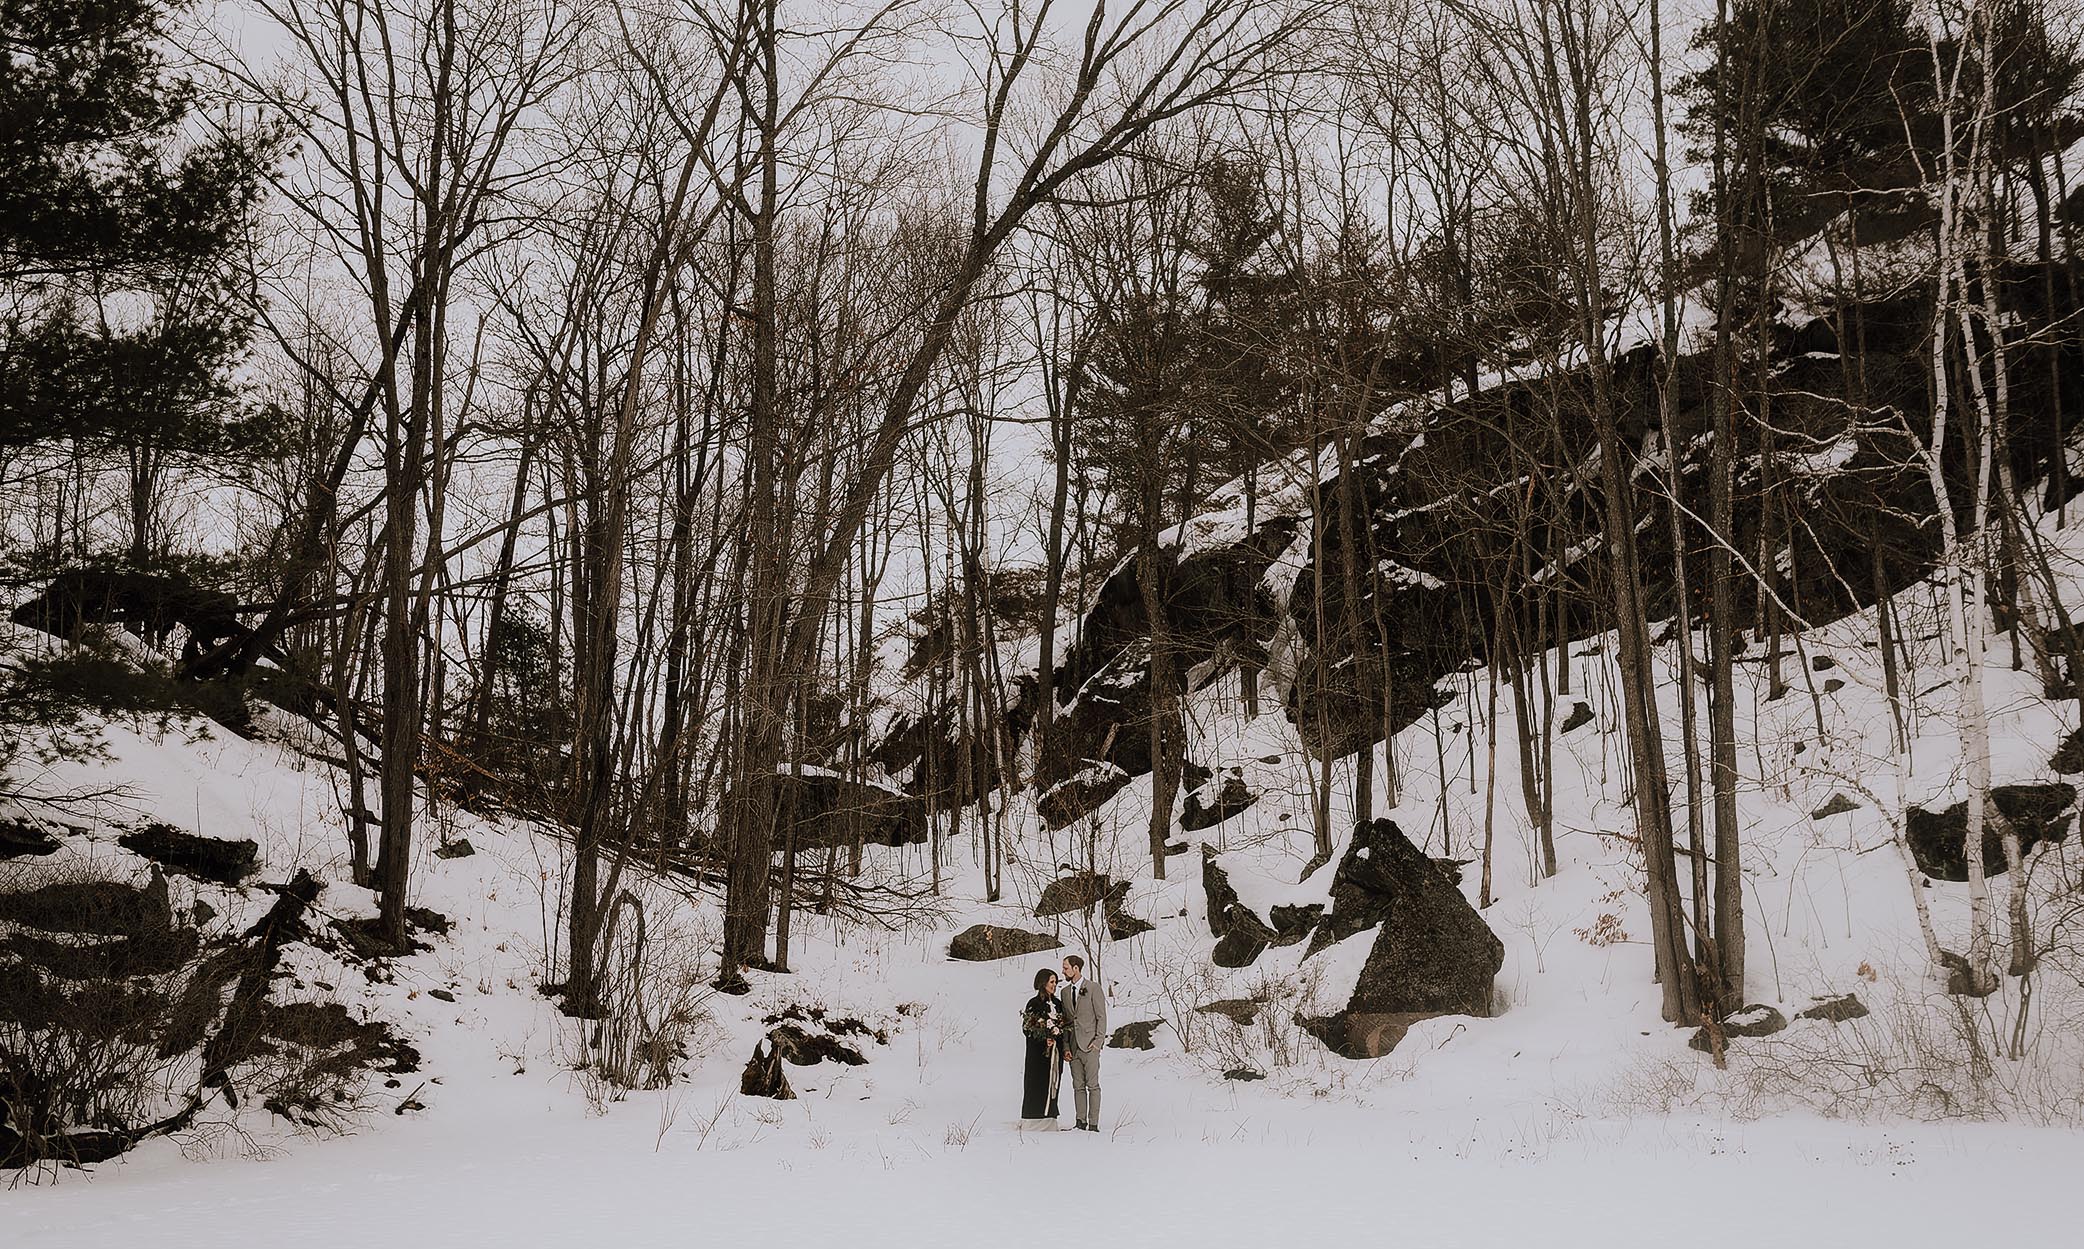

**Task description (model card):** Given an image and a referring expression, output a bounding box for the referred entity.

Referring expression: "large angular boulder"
[1301,819,1503,1059]
[1038,647,1161,795]
[948,924,1061,962]
[1202,851,1269,967]
[1049,517,1300,726]
[1904,783,2074,881]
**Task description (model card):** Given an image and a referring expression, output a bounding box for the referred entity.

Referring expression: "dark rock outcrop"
[0,819,60,860]
[10,568,242,661]
[1181,770,1259,832]
[0,876,172,937]
[767,1023,867,1066]
[1300,820,1504,1059]
[1202,851,1269,968]
[1269,902,1326,935]
[1795,993,1869,1024]
[1202,850,1320,968]
[118,823,257,885]
[948,924,1061,962]
[866,702,1008,809]
[1037,766,1133,831]
[775,770,924,849]
[862,261,2084,834]
[1052,518,1301,720]
[1904,783,2075,881]
[1810,793,1861,820]
[1210,924,1270,969]
[1039,646,1161,796]
[1109,1019,1162,1050]
[1034,871,1128,919]
[1195,998,1263,1026]
[3,925,199,980]
[433,838,475,860]
[2050,727,2084,775]
[740,1040,796,1099]
[405,906,451,936]
[1429,858,1469,886]
[1107,908,1155,941]
[1031,520,1302,806]
[764,1003,889,1045]
[2,867,415,1168]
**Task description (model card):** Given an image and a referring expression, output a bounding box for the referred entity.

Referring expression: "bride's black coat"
[1021,991,1064,1120]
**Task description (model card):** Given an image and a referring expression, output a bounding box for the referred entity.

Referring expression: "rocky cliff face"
[970,263,2084,828]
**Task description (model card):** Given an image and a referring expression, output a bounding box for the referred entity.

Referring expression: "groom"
[1058,954,1106,1133]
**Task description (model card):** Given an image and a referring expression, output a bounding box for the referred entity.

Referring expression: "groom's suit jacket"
[1059,976,1107,1052]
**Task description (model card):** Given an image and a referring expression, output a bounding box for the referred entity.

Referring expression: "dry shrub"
[1136,932,1225,1054]
[0,859,216,1169]
[1134,929,1332,1078]
[0,858,409,1178]
[1604,966,2084,1126]
[1193,964,1331,1080]
[574,890,719,1107]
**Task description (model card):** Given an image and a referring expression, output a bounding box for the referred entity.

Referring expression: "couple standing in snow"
[1020,954,1107,1132]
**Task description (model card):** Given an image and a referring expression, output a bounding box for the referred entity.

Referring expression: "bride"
[1020,967,1065,1128]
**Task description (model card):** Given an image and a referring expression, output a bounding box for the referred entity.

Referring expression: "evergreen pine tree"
[0,0,281,531]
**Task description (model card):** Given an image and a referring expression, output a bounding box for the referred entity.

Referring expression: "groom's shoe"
[1082,1123,1099,1133]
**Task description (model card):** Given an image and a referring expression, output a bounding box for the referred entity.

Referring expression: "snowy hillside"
[7,505,2084,1246]
[10,0,2084,1244]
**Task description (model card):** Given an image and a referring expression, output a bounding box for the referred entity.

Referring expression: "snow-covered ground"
[9,506,2084,1246]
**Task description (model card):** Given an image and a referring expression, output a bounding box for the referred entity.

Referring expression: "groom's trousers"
[1066,1045,1101,1126]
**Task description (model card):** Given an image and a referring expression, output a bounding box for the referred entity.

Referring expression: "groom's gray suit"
[1059,973,1107,1127]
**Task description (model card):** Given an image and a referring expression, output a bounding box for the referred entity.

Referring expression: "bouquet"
[1021,1005,1062,1043]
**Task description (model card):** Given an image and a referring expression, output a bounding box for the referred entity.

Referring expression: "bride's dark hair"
[1033,967,1057,992]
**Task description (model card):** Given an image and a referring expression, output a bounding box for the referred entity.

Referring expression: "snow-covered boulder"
[1689,1004,1788,1052]
[1036,764,1132,831]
